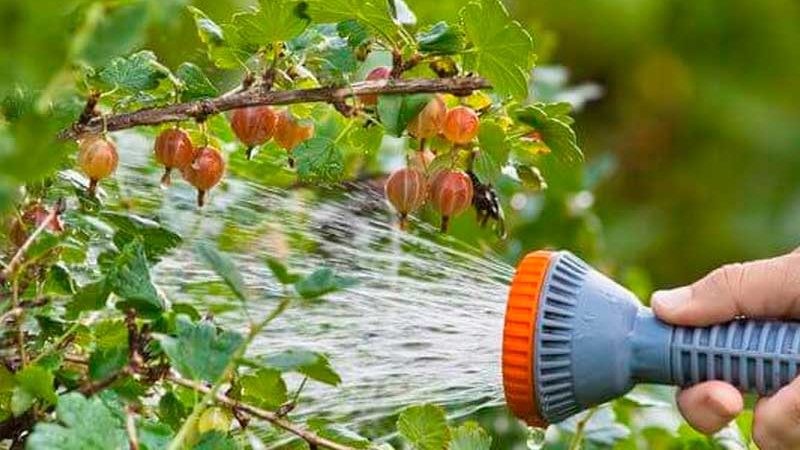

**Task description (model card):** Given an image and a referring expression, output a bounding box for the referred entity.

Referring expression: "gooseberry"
[359,66,391,106]
[429,169,473,232]
[154,128,195,187]
[409,148,436,172]
[407,95,447,139]
[78,135,119,195]
[274,110,315,151]
[442,106,479,145]
[182,146,225,208]
[8,202,64,248]
[230,106,277,159]
[384,167,428,228]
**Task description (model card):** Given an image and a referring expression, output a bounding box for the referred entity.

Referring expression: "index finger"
[652,251,800,326]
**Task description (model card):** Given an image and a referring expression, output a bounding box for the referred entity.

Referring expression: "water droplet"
[526,426,546,450]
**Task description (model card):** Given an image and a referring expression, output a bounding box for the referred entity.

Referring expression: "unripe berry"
[230,106,277,159]
[409,148,435,172]
[182,146,225,208]
[442,106,479,145]
[429,169,473,232]
[274,110,315,151]
[8,203,64,248]
[407,95,447,139]
[154,128,195,187]
[384,167,427,228]
[359,66,391,106]
[78,136,118,195]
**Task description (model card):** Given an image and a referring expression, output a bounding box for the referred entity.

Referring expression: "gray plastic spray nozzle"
[502,250,800,426]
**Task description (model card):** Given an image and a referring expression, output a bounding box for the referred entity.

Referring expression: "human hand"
[652,248,800,449]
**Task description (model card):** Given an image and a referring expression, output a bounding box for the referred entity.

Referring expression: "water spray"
[503,250,800,426]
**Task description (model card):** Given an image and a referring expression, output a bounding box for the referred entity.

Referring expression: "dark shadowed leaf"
[11,366,57,416]
[378,94,432,137]
[101,212,182,262]
[266,257,301,285]
[26,393,127,450]
[175,62,218,101]
[194,431,238,450]
[196,243,248,303]
[417,21,463,55]
[106,240,164,317]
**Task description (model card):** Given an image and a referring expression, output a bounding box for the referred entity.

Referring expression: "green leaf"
[26,393,127,450]
[157,391,188,431]
[450,422,492,450]
[515,164,547,191]
[515,105,583,164]
[240,368,287,410]
[263,349,341,386]
[137,420,173,450]
[194,431,237,450]
[0,113,71,184]
[106,240,164,317]
[233,0,310,46]
[88,346,127,381]
[337,20,370,48]
[196,243,248,303]
[78,2,150,67]
[294,267,357,299]
[175,63,218,101]
[98,51,169,93]
[11,366,57,416]
[306,0,399,44]
[378,94,432,137]
[188,7,253,69]
[157,318,244,382]
[473,121,509,185]
[396,404,451,450]
[460,0,535,99]
[101,212,182,262]
[417,22,463,55]
[67,279,111,316]
[307,418,371,448]
[293,137,345,183]
[266,257,301,285]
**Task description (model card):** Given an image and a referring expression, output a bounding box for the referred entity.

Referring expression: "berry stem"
[197,190,206,208]
[440,216,450,233]
[160,168,172,188]
[88,178,98,196]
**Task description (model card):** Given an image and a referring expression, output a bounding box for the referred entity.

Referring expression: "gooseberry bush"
[0,0,588,449]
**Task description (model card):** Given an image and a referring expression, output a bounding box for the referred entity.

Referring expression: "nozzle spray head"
[503,250,800,427]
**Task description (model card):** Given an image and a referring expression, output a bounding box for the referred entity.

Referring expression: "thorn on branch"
[192,100,219,124]
[331,99,357,118]
[78,91,102,126]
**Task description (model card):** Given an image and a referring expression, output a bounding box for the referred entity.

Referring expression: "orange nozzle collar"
[502,250,553,427]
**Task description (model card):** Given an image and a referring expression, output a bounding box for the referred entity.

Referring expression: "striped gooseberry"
[78,135,119,195]
[181,146,225,207]
[429,169,473,232]
[154,128,195,187]
[407,94,447,139]
[442,106,479,145]
[230,106,277,159]
[384,167,428,228]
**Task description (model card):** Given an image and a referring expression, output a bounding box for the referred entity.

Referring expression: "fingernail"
[652,286,692,311]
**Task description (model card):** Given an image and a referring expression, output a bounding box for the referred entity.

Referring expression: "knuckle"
[752,419,779,450]
[702,263,744,300]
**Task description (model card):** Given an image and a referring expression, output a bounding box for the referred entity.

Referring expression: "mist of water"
[115,131,517,432]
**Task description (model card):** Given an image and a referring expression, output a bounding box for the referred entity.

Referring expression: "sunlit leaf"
[26,393,127,450]
[11,366,57,416]
[176,62,218,101]
[515,105,583,164]
[397,404,450,450]
[293,137,345,183]
[461,0,534,99]
[306,0,399,44]
[473,121,509,185]
[233,0,310,46]
[240,368,287,410]
[451,422,492,450]
[98,51,170,93]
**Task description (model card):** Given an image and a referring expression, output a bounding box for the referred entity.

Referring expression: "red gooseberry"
[429,169,474,232]
[8,202,64,248]
[384,167,428,228]
[154,128,195,187]
[442,106,479,145]
[78,135,119,196]
[230,106,277,159]
[359,66,391,106]
[409,148,435,173]
[182,146,225,208]
[407,94,447,139]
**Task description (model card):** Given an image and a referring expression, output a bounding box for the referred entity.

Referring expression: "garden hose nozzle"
[502,250,800,427]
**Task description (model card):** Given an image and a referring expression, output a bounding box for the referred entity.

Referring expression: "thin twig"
[58,77,491,140]
[568,407,597,450]
[11,280,26,366]
[1,199,65,282]
[126,407,140,450]
[167,375,356,450]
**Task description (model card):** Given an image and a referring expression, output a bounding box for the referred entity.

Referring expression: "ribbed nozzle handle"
[671,320,800,395]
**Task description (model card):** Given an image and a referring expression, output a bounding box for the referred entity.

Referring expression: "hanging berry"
[429,169,474,232]
[407,94,447,139]
[230,106,277,159]
[359,66,391,106]
[182,146,225,207]
[409,148,436,173]
[78,135,119,196]
[8,202,64,247]
[442,106,480,145]
[274,110,315,167]
[154,128,195,187]
[384,167,428,228]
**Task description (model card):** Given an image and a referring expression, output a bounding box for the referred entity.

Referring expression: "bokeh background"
[2,0,800,448]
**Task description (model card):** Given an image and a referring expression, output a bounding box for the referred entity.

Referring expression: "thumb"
[652,251,800,326]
